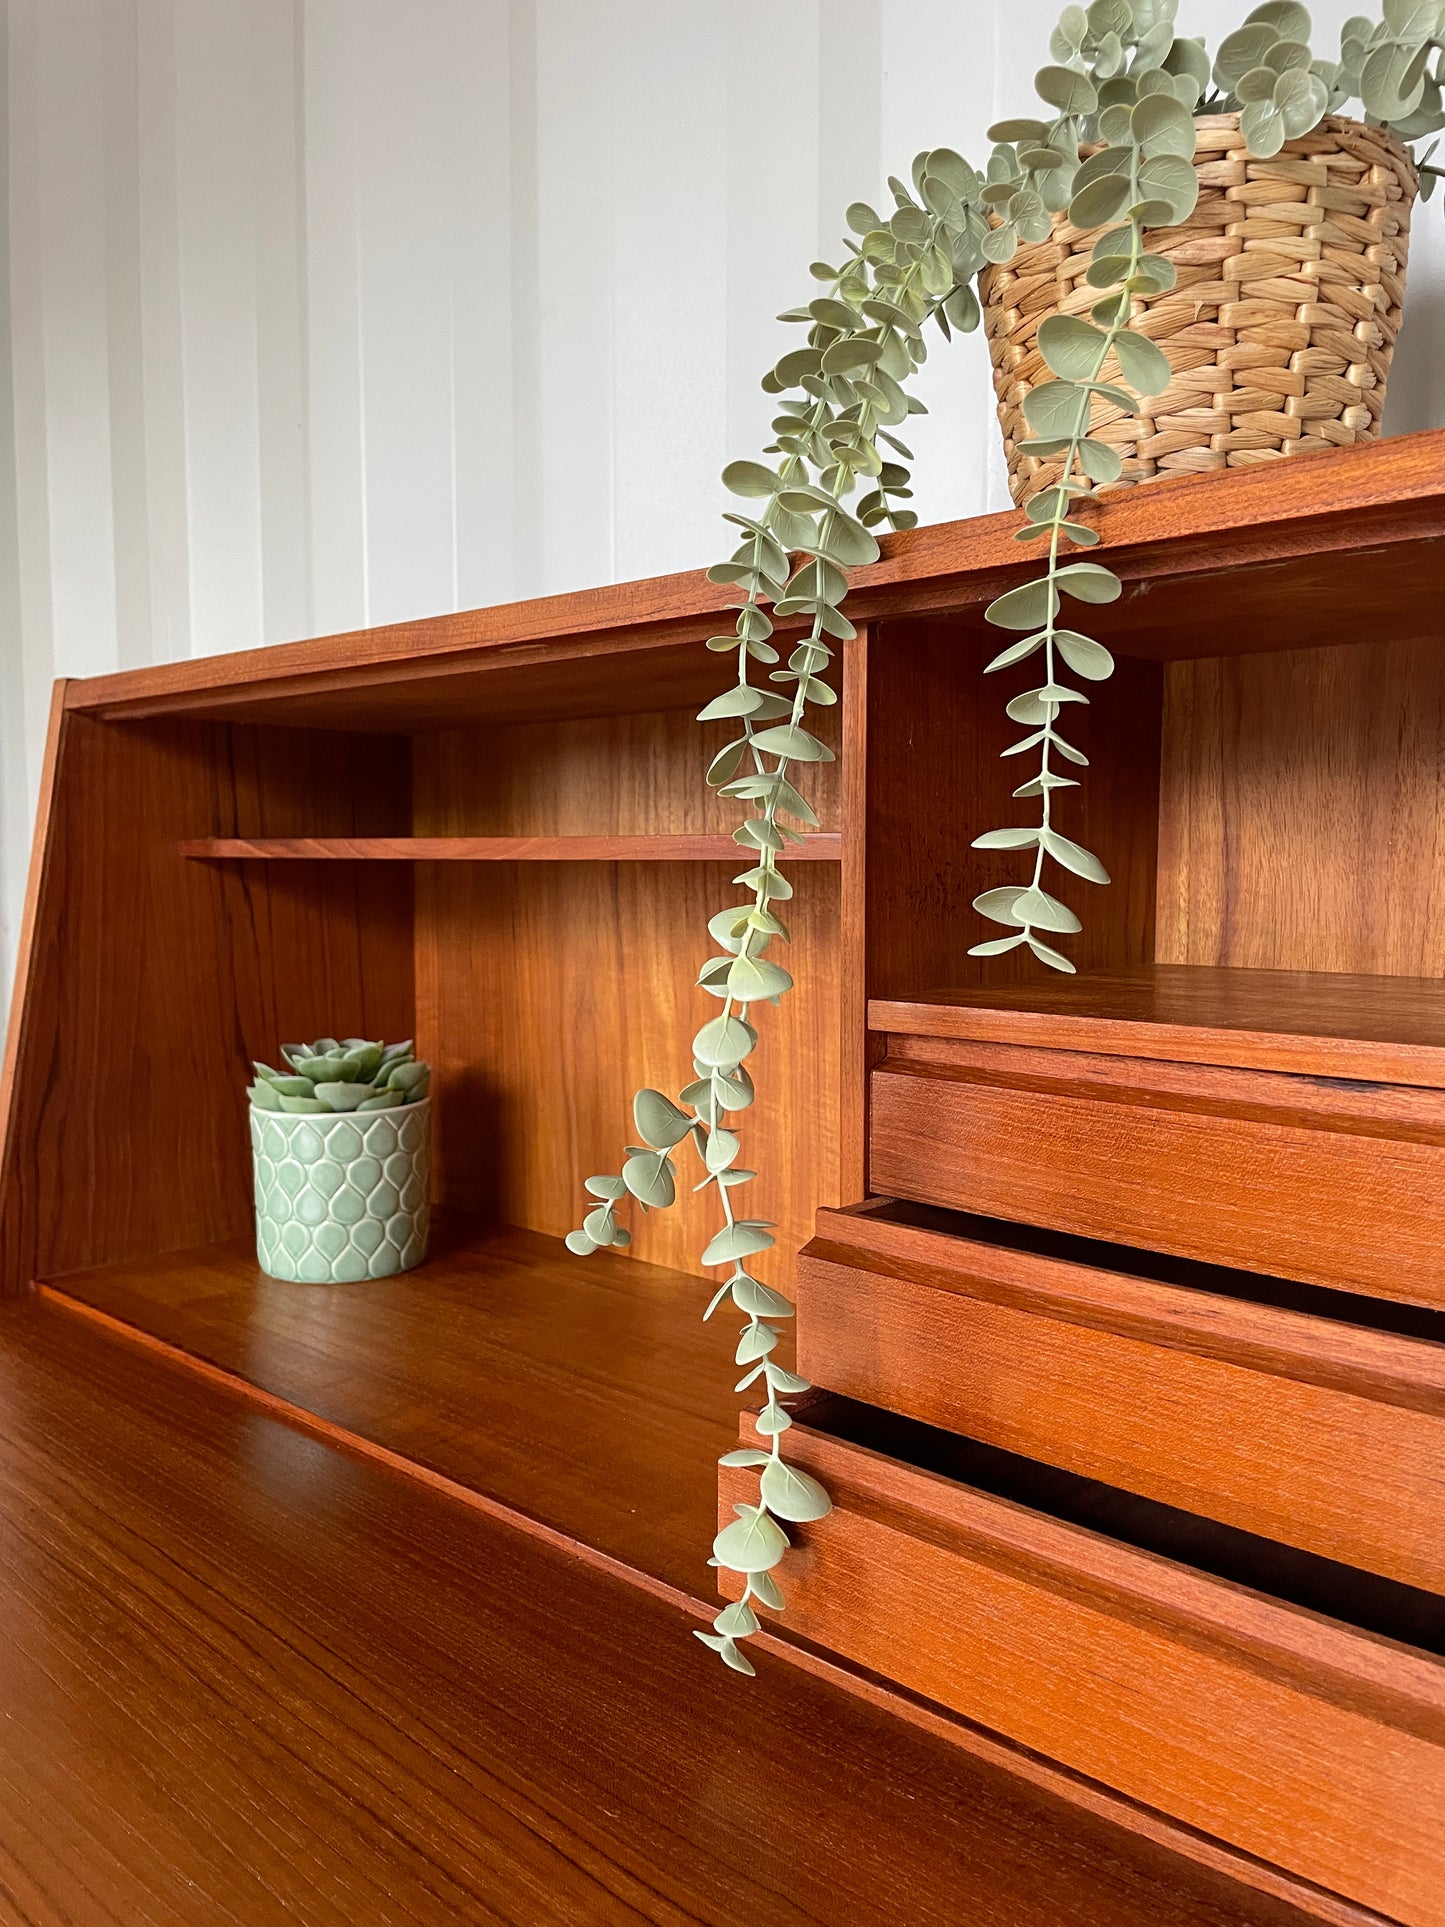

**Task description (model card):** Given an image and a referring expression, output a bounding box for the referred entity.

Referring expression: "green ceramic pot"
[249,1098,431,1283]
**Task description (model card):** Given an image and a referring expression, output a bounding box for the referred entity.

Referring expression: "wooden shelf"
[59,431,1445,733]
[870,964,1445,1087]
[179,833,844,862]
[41,1216,741,1605]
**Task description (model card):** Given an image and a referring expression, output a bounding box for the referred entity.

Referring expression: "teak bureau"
[4,430,1445,1926]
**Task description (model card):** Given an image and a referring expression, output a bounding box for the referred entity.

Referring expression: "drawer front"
[869,1046,1445,1307]
[721,1420,1445,1927]
[796,1208,1445,1594]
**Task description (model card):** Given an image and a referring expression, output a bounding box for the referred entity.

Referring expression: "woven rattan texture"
[981,114,1416,505]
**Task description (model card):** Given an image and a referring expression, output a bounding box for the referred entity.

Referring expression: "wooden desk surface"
[0,1299,1329,1927]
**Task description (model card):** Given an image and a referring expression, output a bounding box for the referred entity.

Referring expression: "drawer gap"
[798,1386,1445,1656]
[855,1198,1445,1344]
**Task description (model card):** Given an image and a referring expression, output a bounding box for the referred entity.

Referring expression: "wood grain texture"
[0,1303,1321,1927]
[861,618,1162,1006]
[180,834,844,861]
[0,714,413,1294]
[870,964,1445,1086]
[415,861,838,1285]
[1158,638,1445,972]
[412,709,843,1285]
[43,1227,1381,1924]
[44,1219,739,1603]
[63,429,1445,732]
[721,1411,1445,1927]
[416,702,842,837]
[796,1205,1445,1592]
[870,1038,1445,1307]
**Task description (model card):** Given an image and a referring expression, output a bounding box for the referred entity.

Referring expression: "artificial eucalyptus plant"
[572,0,1444,1673]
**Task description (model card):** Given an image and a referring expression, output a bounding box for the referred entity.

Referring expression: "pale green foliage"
[247,1038,428,1113]
[570,0,1442,1671]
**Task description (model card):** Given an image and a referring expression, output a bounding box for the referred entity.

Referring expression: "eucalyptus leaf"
[1021,380,1090,439]
[722,460,778,498]
[732,1274,796,1318]
[1055,560,1123,603]
[714,1599,761,1638]
[760,1459,833,1523]
[634,1088,694,1149]
[622,1151,676,1209]
[736,1322,779,1364]
[1011,886,1083,932]
[693,1016,757,1069]
[747,1569,785,1611]
[1113,328,1171,395]
[985,578,1061,630]
[1036,63,1099,112]
[1069,172,1133,227]
[712,1505,790,1574]
[701,1221,776,1266]
[1042,829,1112,883]
[1054,631,1117,679]
[1037,313,1110,381]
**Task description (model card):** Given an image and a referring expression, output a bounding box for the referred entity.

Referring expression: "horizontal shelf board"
[180,834,843,862]
[40,1217,741,1602]
[870,964,1445,1088]
[62,430,1445,730]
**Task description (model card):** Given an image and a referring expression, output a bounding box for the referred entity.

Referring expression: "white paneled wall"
[3,0,1444,1004]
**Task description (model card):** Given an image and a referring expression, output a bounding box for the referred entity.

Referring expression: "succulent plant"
[246,1037,429,1114]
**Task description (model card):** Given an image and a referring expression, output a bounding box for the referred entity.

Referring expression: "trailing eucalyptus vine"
[571,0,1445,1672]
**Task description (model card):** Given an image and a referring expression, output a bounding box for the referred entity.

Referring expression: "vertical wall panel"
[135,0,192,665]
[611,2,729,582]
[252,0,312,646]
[532,0,617,594]
[302,0,367,637]
[171,0,266,655]
[725,2,821,491]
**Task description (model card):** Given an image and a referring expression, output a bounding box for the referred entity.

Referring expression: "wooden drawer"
[869,1033,1445,1307]
[720,1409,1445,1926]
[797,1203,1445,1597]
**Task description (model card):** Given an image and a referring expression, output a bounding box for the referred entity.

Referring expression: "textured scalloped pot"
[249,1100,431,1283]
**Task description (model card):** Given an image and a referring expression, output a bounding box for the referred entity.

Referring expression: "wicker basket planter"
[981,114,1417,506]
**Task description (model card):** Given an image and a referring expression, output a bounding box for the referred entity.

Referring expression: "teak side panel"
[869,1042,1445,1308]
[721,1422,1445,1927]
[1158,637,1445,973]
[796,1211,1445,1593]
[0,710,413,1290]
